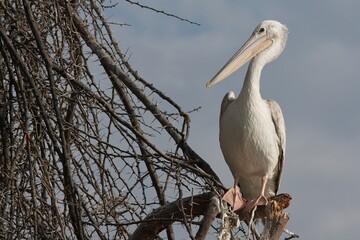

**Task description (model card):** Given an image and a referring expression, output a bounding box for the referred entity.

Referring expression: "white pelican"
[206,20,287,211]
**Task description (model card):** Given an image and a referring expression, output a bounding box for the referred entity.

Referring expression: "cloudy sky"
[106,1,360,239]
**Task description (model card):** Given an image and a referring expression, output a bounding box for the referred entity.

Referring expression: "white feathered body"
[220,90,281,200]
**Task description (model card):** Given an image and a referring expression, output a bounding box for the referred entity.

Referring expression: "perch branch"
[129,192,219,240]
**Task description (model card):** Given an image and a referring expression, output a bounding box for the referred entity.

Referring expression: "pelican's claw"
[244,195,268,212]
[222,187,246,211]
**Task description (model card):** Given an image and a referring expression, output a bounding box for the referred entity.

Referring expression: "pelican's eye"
[259,27,266,33]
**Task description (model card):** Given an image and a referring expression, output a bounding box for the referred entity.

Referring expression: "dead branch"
[125,0,201,26]
[129,192,219,240]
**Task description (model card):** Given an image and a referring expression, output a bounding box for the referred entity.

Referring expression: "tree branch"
[195,196,221,240]
[68,5,222,184]
[129,192,218,240]
[125,0,200,26]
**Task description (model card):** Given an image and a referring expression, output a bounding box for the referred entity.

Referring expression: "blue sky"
[106,1,360,239]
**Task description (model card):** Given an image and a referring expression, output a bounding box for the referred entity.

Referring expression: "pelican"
[206,20,287,211]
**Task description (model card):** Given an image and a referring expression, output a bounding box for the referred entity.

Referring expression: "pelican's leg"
[222,178,245,211]
[244,176,269,212]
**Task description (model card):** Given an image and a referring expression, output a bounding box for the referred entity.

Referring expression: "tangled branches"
[0,1,295,239]
[0,1,223,239]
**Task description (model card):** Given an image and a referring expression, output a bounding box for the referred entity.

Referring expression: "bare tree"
[0,1,294,239]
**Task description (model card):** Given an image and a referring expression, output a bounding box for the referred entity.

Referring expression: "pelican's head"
[206,20,288,88]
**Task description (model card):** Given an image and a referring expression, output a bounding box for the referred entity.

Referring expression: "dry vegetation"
[0,1,293,239]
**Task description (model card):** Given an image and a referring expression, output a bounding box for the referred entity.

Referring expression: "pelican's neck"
[239,57,266,101]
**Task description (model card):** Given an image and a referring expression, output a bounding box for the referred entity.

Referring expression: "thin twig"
[125,0,201,26]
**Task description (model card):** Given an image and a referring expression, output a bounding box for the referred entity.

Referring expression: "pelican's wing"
[267,99,286,193]
[220,91,236,118]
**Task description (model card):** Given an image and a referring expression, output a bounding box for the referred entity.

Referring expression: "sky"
[105,1,360,239]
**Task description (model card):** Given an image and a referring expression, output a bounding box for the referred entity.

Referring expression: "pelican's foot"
[222,187,246,211]
[244,195,268,212]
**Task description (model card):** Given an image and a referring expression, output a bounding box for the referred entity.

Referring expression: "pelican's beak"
[206,35,273,88]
